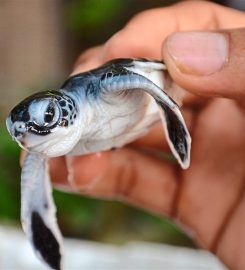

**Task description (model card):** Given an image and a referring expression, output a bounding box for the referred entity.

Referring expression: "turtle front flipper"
[99,59,191,168]
[21,152,63,270]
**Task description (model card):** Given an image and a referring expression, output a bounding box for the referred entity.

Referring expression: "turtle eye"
[43,102,60,127]
[44,104,55,124]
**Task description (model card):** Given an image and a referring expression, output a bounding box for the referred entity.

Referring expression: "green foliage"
[0,125,21,223]
[54,190,194,247]
[65,0,124,33]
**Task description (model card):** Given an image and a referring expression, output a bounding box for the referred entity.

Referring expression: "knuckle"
[74,46,102,66]
[103,31,127,61]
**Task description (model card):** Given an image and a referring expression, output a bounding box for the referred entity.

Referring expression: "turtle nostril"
[15,122,26,130]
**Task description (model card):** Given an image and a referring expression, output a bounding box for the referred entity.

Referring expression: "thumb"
[163,29,245,101]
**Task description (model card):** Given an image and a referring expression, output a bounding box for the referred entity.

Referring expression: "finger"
[68,148,178,216]
[49,157,68,186]
[98,1,245,106]
[51,148,178,216]
[163,28,245,100]
[216,191,245,270]
[101,1,245,62]
[177,99,245,250]
[71,46,103,75]
[69,2,231,107]
[70,1,227,75]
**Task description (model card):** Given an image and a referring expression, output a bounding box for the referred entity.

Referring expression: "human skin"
[49,1,245,269]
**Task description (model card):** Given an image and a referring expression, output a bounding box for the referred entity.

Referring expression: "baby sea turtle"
[6,58,191,269]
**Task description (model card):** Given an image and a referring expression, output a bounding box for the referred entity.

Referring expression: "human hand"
[50,1,245,269]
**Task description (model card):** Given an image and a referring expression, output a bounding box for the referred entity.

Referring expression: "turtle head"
[6,90,81,156]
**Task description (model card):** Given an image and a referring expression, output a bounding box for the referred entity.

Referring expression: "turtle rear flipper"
[21,153,63,270]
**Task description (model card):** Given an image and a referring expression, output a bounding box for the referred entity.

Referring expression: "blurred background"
[0,0,242,268]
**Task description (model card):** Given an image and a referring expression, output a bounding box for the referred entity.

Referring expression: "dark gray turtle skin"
[6,58,191,269]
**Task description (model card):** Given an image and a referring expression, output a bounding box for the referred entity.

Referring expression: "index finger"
[102,1,245,61]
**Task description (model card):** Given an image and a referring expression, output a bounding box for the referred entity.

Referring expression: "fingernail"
[167,32,228,76]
